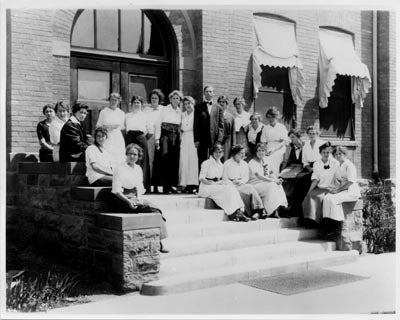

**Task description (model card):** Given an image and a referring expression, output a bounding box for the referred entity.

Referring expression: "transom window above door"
[71,9,165,57]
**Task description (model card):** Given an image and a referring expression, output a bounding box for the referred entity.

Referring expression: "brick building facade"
[5,9,396,180]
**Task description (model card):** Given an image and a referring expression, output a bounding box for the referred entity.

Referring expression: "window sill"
[328,140,359,147]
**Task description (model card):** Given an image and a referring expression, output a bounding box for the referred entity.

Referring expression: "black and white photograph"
[1,0,398,318]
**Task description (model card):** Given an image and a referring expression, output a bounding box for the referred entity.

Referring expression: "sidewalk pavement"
[44,252,396,316]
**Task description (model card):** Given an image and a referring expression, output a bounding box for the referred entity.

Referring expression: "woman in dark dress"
[36,104,56,162]
[279,128,311,217]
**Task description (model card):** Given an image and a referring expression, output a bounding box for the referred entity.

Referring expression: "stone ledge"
[342,199,363,212]
[72,186,112,201]
[96,213,163,231]
[18,162,86,175]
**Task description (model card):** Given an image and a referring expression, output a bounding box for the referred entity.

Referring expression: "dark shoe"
[160,242,169,253]
[169,187,178,194]
[269,210,281,218]
[236,210,250,222]
[153,187,160,194]
[181,186,190,194]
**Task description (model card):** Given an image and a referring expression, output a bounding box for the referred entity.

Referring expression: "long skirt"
[160,123,180,188]
[235,184,264,217]
[265,142,286,175]
[179,130,199,186]
[147,135,156,180]
[198,183,244,215]
[302,187,330,223]
[250,181,288,215]
[322,191,359,222]
[282,170,312,217]
[126,131,151,192]
[113,195,168,239]
[104,128,126,168]
[39,148,53,162]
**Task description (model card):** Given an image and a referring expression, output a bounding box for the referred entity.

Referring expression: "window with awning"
[252,15,305,108]
[318,28,371,109]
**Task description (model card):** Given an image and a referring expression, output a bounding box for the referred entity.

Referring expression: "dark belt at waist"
[127,130,144,136]
[206,177,222,182]
[161,122,180,133]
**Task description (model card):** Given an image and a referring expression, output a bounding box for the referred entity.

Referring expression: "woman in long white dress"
[198,143,247,222]
[232,97,250,159]
[322,146,361,221]
[302,142,339,224]
[179,96,199,193]
[261,106,288,174]
[49,101,70,162]
[96,93,126,168]
[223,144,264,220]
[248,143,288,218]
[143,89,164,193]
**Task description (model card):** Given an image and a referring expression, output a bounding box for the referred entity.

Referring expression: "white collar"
[70,115,80,124]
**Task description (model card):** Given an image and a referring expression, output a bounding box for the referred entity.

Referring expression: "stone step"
[141,250,359,295]
[71,186,113,201]
[142,194,218,210]
[162,208,226,224]
[166,218,299,239]
[159,240,335,276]
[162,228,318,258]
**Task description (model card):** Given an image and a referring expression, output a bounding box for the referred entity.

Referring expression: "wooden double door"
[71,55,170,134]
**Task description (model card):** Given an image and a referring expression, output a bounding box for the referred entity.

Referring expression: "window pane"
[71,10,94,48]
[320,76,353,139]
[260,66,291,93]
[78,69,110,101]
[145,14,165,56]
[121,10,142,53]
[143,14,152,54]
[129,74,158,104]
[96,10,119,51]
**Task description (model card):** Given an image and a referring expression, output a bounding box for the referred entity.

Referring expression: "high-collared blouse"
[302,139,325,166]
[311,157,340,189]
[248,123,266,144]
[125,110,153,134]
[199,156,223,181]
[111,162,145,196]
[155,104,182,140]
[222,158,250,183]
[234,111,251,132]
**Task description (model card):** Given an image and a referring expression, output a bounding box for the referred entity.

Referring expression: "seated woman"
[322,146,361,222]
[198,143,247,222]
[302,142,339,225]
[49,101,70,162]
[279,129,311,217]
[111,143,169,253]
[59,102,92,162]
[85,127,113,186]
[248,143,288,218]
[223,144,264,220]
[247,113,266,158]
[36,104,56,162]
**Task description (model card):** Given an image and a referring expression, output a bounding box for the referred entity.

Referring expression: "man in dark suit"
[193,86,224,168]
[59,102,92,162]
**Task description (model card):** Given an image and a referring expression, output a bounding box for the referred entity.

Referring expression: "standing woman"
[248,143,288,218]
[302,125,325,173]
[261,107,288,175]
[223,144,264,220]
[217,95,236,161]
[198,143,247,222]
[179,96,199,193]
[36,104,56,162]
[49,101,70,162]
[111,143,168,253]
[85,127,113,186]
[155,90,183,194]
[144,89,165,193]
[322,146,361,221]
[233,97,250,159]
[247,112,266,159]
[302,142,339,224]
[125,95,152,192]
[96,93,126,168]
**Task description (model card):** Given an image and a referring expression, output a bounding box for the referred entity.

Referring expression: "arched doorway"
[70,9,178,132]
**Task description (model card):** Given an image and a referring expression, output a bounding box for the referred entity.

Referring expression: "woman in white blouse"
[85,126,113,186]
[322,146,361,221]
[233,97,250,159]
[198,143,247,222]
[125,95,153,193]
[96,93,126,168]
[144,89,164,193]
[49,101,70,162]
[223,144,264,220]
[179,96,199,193]
[248,143,288,218]
[302,126,325,173]
[302,142,339,224]
[155,90,183,194]
[247,112,266,159]
[261,107,288,175]
[112,143,169,253]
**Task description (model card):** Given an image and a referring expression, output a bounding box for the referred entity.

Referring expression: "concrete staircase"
[139,195,359,296]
